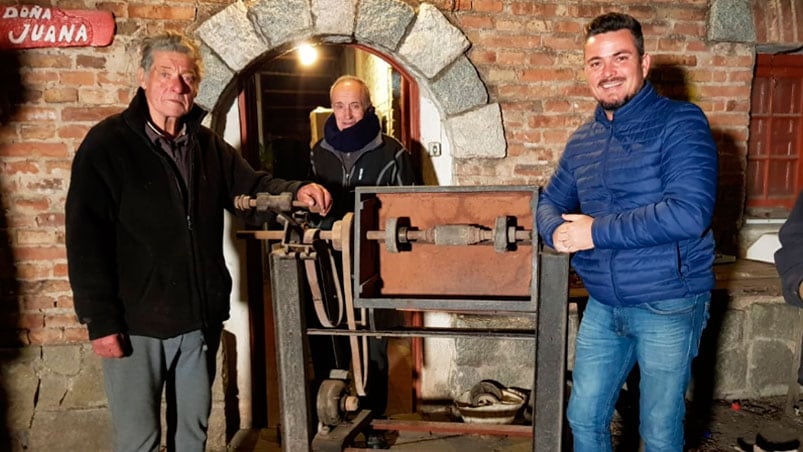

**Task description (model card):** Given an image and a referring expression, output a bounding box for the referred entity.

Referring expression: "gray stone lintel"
[398,3,469,79]
[355,0,415,53]
[431,55,488,116]
[248,0,313,50]
[197,44,236,112]
[311,0,357,36]
[447,103,507,159]
[196,1,268,72]
[708,0,756,43]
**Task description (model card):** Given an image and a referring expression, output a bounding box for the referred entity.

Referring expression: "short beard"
[599,93,634,112]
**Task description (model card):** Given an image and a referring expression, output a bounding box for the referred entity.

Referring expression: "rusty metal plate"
[353,186,539,311]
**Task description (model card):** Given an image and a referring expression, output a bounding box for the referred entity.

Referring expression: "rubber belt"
[340,213,369,396]
[304,231,344,328]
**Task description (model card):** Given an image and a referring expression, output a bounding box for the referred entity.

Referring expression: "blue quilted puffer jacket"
[537,82,718,306]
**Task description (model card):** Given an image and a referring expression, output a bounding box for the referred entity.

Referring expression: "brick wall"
[0,0,801,449]
[0,0,785,351]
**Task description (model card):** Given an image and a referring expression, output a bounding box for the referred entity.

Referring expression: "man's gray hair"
[139,32,203,78]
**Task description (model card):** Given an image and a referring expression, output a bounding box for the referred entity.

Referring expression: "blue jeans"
[567,293,710,452]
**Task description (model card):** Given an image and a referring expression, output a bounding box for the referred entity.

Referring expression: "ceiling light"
[297,44,318,66]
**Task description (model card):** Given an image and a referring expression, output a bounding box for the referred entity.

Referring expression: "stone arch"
[193,0,506,161]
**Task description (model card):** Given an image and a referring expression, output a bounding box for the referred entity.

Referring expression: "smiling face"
[584,28,650,119]
[330,79,369,131]
[138,50,199,135]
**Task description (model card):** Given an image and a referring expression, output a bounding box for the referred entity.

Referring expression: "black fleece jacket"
[776,190,803,310]
[66,88,304,340]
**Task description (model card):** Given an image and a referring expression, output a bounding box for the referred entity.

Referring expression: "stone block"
[28,408,112,452]
[708,0,756,43]
[717,308,746,349]
[447,103,507,159]
[712,348,748,397]
[355,0,414,52]
[196,2,268,72]
[311,0,357,36]
[398,3,469,79]
[61,351,106,409]
[749,339,797,397]
[750,302,801,342]
[430,56,488,116]
[1,355,38,431]
[196,44,236,112]
[41,343,81,375]
[248,0,312,49]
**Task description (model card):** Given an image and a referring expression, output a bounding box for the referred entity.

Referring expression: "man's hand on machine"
[297,183,332,216]
[233,185,332,216]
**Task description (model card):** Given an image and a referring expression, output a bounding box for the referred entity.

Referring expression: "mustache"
[598,77,625,87]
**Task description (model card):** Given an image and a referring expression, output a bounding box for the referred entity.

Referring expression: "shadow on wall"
[649,64,744,257]
[220,330,241,442]
[0,50,24,451]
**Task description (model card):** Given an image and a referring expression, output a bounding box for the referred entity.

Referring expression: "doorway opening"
[237,44,423,428]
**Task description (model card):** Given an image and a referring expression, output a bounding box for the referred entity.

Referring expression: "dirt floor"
[611,395,803,452]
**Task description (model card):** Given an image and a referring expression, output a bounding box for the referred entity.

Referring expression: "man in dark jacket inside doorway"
[65,32,331,451]
[309,75,416,448]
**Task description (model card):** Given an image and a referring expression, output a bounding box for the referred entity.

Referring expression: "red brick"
[60,71,97,86]
[19,312,44,329]
[20,53,71,68]
[458,14,494,29]
[473,0,503,12]
[27,327,64,344]
[61,106,124,122]
[53,263,68,278]
[19,124,55,140]
[44,87,79,103]
[543,35,583,51]
[56,295,74,309]
[97,1,128,17]
[23,296,57,310]
[63,327,89,342]
[14,106,58,122]
[45,312,79,328]
[128,4,196,20]
[58,124,91,140]
[14,246,66,261]
[20,70,59,85]
[0,142,68,158]
[76,54,106,69]
[4,161,40,175]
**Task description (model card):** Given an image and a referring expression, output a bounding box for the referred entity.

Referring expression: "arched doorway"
[193,0,507,430]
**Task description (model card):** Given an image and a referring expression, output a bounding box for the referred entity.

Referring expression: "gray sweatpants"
[101,327,222,452]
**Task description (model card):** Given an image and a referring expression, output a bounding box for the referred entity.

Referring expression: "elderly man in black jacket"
[65,32,331,451]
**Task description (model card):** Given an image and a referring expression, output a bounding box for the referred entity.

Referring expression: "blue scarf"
[323,108,381,153]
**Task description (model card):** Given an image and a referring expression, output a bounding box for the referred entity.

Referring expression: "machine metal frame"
[259,185,570,451]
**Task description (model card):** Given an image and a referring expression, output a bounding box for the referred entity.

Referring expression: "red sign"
[0,5,114,49]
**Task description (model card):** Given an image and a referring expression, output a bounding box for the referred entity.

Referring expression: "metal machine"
[238,185,571,451]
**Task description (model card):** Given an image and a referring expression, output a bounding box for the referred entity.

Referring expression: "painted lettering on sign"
[0,5,114,49]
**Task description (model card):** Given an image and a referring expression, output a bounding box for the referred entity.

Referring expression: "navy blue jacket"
[537,82,718,306]
[66,89,304,339]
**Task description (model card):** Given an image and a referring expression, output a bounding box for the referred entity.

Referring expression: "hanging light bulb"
[297,43,318,66]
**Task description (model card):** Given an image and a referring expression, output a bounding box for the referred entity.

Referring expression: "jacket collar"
[594,81,658,124]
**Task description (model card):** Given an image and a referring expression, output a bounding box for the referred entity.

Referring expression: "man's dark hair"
[585,13,645,57]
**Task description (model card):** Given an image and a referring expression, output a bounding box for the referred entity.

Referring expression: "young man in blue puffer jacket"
[536,12,718,452]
